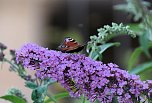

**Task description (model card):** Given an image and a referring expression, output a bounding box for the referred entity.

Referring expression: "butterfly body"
[58,37,84,53]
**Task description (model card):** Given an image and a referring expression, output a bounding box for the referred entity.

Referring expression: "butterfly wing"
[58,37,84,53]
[66,45,84,53]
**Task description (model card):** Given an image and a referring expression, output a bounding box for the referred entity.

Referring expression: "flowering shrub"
[16,43,152,103]
[0,0,152,103]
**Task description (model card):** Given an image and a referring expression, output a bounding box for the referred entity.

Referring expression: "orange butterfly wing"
[58,37,84,53]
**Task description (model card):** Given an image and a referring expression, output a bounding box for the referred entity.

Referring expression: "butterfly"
[58,37,84,53]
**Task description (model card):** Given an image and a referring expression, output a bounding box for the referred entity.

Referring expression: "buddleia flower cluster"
[16,43,152,103]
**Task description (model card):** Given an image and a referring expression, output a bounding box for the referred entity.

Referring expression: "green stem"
[36,77,40,86]
[3,58,19,70]
[46,92,58,103]
[89,46,96,60]
[82,95,85,103]
[88,49,93,58]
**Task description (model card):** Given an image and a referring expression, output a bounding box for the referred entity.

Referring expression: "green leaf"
[128,47,142,70]
[31,89,44,103]
[31,85,47,103]
[25,81,37,89]
[54,91,69,100]
[89,48,100,60]
[86,43,92,53]
[0,95,26,103]
[37,85,47,94]
[139,32,151,58]
[98,42,120,54]
[44,93,58,103]
[44,91,69,103]
[129,61,152,74]
[90,42,120,60]
[127,23,144,35]
[31,89,40,101]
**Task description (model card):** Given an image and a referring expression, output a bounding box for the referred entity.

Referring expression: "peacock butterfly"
[58,37,84,53]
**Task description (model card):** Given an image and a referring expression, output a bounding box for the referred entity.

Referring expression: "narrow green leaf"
[129,61,152,74]
[86,43,92,53]
[128,47,142,70]
[44,97,58,103]
[127,23,143,35]
[139,32,151,58]
[25,81,37,89]
[45,92,58,103]
[89,49,99,60]
[147,28,152,41]
[97,42,120,54]
[0,95,26,103]
[91,42,120,60]
[54,91,69,100]
[44,91,69,103]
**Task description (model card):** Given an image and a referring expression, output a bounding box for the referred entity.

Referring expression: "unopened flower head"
[0,42,7,51]
[16,43,152,103]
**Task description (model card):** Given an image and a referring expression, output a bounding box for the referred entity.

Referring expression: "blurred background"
[0,0,151,103]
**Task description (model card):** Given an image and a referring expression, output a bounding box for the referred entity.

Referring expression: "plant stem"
[3,58,19,70]
[46,92,58,103]
[82,95,85,103]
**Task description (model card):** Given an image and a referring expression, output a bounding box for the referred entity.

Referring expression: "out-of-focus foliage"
[114,0,152,75]
[114,0,151,21]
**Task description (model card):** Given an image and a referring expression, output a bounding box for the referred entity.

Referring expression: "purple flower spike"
[16,43,152,103]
